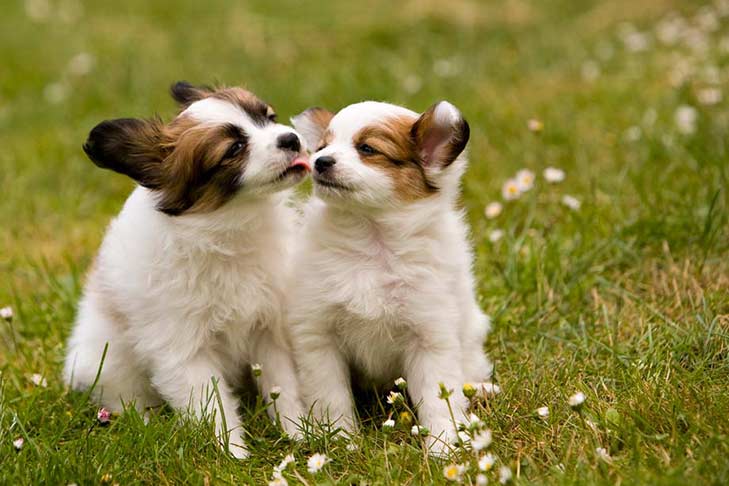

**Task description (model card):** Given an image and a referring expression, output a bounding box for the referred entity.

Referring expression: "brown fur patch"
[354,116,438,201]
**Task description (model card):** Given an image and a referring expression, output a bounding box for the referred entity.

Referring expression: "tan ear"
[411,101,470,169]
[82,118,165,188]
[170,81,213,106]
[290,107,335,151]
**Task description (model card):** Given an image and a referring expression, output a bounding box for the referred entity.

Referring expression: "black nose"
[315,156,336,173]
[276,132,301,152]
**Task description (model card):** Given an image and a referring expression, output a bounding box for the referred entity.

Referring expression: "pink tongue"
[291,156,311,171]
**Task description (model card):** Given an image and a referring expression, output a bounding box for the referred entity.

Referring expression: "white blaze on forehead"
[329,101,417,140]
[180,97,255,130]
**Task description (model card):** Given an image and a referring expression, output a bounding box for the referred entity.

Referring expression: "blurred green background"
[1,0,728,484]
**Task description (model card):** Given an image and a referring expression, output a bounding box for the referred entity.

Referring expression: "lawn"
[1,0,728,484]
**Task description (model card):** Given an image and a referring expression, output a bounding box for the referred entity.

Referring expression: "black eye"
[357,143,376,155]
[316,143,328,152]
[224,140,244,159]
[267,112,277,122]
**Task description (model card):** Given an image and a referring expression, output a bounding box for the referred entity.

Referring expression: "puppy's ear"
[411,101,470,169]
[170,81,213,106]
[83,118,165,188]
[291,107,334,151]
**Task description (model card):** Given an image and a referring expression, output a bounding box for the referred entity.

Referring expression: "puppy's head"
[291,100,469,208]
[83,82,310,215]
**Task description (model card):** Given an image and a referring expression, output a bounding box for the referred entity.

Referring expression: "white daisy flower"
[43,82,68,104]
[622,31,650,52]
[695,6,719,32]
[656,14,686,45]
[489,230,504,243]
[561,195,581,211]
[568,391,586,409]
[382,419,395,429]
[274,454,295,474]
[476,473,488,485]
[499,465,513,484]
[458,430,470,444]
[537,406,550,418]
[484,202,503,219]
[543,167,565,183]
[596,447,612,462]
[306,453,329,473]
[697,88,722,106]
[402,75,422,95]
[68,52,95,76]
[433,58,460,77]
[251,363,262,377]
[268,476,287,486]
[12,437,24,450]
[515,169,535,192]
[269,386,282,400]
[386,391,403,404]
[30,373,47,388]
[501,179,521,200]
[443,464,465,482]
[471,429,492,451]
[468,413,483,429]
[411,425,424,436]
[478,382,501,396]
[624,126,642,142]
[479,453,496,471]
[675,105,698,134]
[527,119,544,132]
[394,377,407,389]
[0,306,13,320]
[581,60,600,81]
[25,0,51,21]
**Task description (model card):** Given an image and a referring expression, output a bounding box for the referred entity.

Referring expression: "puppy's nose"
[276,132,301,152]
[315,156,336,173]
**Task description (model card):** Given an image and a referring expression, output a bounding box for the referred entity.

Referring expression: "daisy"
[501,179,521,200]
[0,306,13,320]
[697,88,722,106]
[97,408,111,425]
[411,425,425,436]
[476,474,488,485]
[499,465,513,484]
[386,391,403,404]
[675,105,698,134]
[269,386,282,400]
[489,230,504,243]
[394,377,407,389]
[44,82,68,104]
[515,169,535,192]
[30,373,47,388]
[306,453,329,473]
[471,429,492,451]
[561,195,581,211]
[596,447,612,462]
[12,437,24,451]
[543,167,565,183]
[274,454,295,474]
[484,202,503,219]
[443,464,465,482]
[67,52,95,76]
[478,382,501,396]
[467,413,483,429]
[268,476,287,486]
[251,363,262,377]
[568,391,586,409]
[527,119,544,132]
[382,419,395,429]
[537,406,550,418]
[463,383,477,399]
[479,453,496,471]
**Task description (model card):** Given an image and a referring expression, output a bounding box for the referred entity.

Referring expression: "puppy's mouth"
[313,176,353,192]
[268,155,311,185]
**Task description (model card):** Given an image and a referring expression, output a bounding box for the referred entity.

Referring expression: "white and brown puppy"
[64,82,309,458]
[290,101,492,454]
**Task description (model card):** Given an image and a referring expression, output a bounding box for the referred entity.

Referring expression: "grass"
[1,0,728,484]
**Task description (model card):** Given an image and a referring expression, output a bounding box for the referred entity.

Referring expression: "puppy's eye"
[224,140,245,159]
[266,106,277,122]
[316,143,328,152]
[357,143,376,155]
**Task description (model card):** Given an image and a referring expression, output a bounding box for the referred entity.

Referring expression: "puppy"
[290,101,492,453]
[64,82,309,458]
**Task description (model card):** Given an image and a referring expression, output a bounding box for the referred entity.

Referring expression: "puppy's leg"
[251,327,304,439]
[462,308,493,384]
[293,327,357,434]
[404,336,469,456]
[151,351,248,459]
[64,297,159,412]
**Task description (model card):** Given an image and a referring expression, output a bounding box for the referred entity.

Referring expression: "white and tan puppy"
[290,100,492,453]
[64,82,308,458]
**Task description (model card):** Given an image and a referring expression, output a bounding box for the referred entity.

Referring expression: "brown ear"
[82,118,165,188]
[290,107,335,151]
[170,81,213,106]
[411,101,470,169]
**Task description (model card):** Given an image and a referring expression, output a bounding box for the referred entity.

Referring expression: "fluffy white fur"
[64,97,306,459]
[290,101,492,454]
